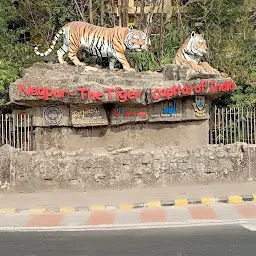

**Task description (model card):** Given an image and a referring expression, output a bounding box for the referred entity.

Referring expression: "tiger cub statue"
[34,21,149,72]
[173,31,216,74]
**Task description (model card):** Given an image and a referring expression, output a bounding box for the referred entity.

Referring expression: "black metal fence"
[0,114,33,151]
[210,106,256,145]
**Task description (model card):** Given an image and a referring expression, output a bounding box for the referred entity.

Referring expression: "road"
[0,224,255,256]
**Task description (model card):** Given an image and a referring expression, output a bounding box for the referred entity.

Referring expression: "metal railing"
[0,114,33,151]
[209,106,256,145]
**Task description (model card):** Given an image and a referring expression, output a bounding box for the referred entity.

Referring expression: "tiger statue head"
[185,31,208,59]
[125,27,150,52]
[173,31,215,73]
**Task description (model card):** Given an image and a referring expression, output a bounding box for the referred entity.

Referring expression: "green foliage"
[126,51,159,71]
[161,25,181,64]
[229,84,256,107]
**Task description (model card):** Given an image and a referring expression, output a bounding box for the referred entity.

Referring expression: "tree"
[0,0,38,105]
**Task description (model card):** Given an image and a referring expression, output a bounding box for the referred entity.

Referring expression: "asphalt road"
[0,225,255,256]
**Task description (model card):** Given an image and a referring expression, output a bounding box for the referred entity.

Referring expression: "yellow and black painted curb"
[1,194,255,214]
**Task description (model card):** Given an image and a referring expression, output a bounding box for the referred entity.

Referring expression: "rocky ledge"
[9,62,235,106]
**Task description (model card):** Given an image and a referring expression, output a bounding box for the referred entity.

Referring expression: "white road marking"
[0,220,248,232]
[241,220,256,231]
[241,225,256,231]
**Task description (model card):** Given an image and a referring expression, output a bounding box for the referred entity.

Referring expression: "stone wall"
[0,143,249,192]
[0,145,15,190]
[249,145,256,179]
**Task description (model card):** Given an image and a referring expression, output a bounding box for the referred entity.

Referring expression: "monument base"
[8,63,235,151]
[33,119,209,151]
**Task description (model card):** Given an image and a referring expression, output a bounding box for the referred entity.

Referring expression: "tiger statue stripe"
[173,31,215,73]
[34,21,149,71]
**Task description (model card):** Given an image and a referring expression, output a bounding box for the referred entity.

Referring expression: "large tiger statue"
[173,31,215,73]
[34,21,149,71]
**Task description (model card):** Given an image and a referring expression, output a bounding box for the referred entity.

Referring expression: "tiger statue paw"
[220,72,230,78]
[34,21,150,72]
[59,60,68,65]
[125,68,136,72]
[191,63,205,73]
[84,66,98,71]
[173,31,217,74]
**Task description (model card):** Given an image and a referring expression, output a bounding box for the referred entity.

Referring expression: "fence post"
[242,107,245,142]
[12,114,16,148]
[234,107,236,142]
[214,106,217,144]
[229,107,232,144]
[16,114,20,149]
[250,109,253,144]
[238,107,241,142]
[222,107,225,144]
[5,115,8,144]
[254,107,256,144]
[210,108,213,144]
[8,115,11,146]
[1,114,4,145]
[226,107,228,144]
[247,108,250,144]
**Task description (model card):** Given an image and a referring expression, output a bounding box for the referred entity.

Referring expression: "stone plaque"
[110,105,148,125]
[43,105,63,125]
[192,95,207,117]
[41,105,70,126]
[149,99,182,122]
[71,105,108,127]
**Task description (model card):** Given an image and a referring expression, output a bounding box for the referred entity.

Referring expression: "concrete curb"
[1,194,255,214]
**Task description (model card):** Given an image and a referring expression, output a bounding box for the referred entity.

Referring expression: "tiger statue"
[34,21,149,72]
[173,31,215,73]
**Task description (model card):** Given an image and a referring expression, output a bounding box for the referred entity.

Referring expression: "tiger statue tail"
[34,28,65,58]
